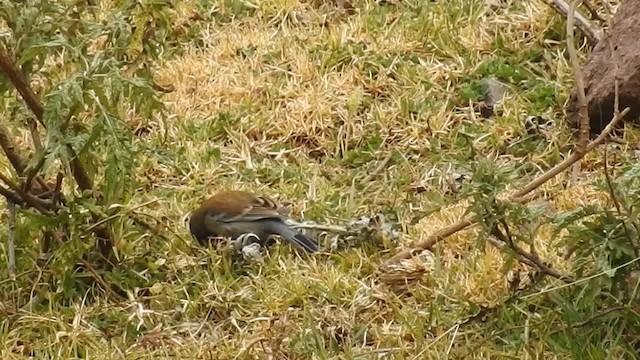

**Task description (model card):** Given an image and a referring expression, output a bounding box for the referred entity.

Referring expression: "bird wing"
[207,192,285,223]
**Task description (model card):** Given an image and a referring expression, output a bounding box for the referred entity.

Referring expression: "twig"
[567,0,590,153]
[0,47,44,123]
[522,256,640,300]
[545,0,603,45]
[51,172,64,206]
[514,107,629,198]
[26,117,42,151]
[598,0,619,119]
[7,200,16,278]
[0,116,50,195]
[0,172,52,213]
[0,185,24,205]
[0,121,26,175]
[23,152,47,194]
[0,270,39,286]
[381,107,630,268]
[486,236,537,268]
[131,212,188,244]
[492,218,572,282]
[0,47,93,192]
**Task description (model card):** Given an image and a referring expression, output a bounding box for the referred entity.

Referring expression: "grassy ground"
[3,0,638,358]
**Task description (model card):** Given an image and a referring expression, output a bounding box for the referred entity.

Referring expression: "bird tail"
[266,221,319,253]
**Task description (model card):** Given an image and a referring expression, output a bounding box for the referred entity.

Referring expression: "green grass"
[2,0,640,358]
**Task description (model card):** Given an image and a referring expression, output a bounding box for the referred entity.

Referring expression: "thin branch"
[514,107,629,198]
[131,211,189,244]
[46,230,123,300]
[23,152,47,194]
[0,270,40,286]
[486,236,537,268]
[0,46,93,191]
[0,119,50,194]
[26,117,42,151]
[567,0,590,153]
[492,218,573,282]
[0,172,52,214]
[0,121,26,175]
[598,0,619,119]
[51,172,64,206]
[545,0,603,45]
[69,154,93,191]
[0,83,49,194]
[0,185,23,205]
[0,47,44,123]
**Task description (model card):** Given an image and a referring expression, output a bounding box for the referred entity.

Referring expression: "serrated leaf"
[77,121,104,157]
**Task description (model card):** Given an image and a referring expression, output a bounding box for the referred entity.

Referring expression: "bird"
[189,190,319,253]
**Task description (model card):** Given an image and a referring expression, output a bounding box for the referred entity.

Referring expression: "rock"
[568,0,640,135]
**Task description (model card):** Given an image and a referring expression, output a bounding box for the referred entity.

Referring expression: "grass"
[2,0,639,358]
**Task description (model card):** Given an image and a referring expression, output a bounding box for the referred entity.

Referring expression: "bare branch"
[0,172,52,214]
[26,117,42,151]
[0,121,26,175]
[0,185,23,205]
[491,219,573,282]
[545,0,603,45]
[514,107,629,198]
[567,0,590,153]
[0,47,44,123]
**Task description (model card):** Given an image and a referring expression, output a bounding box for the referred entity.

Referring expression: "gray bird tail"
[267,221,319,253]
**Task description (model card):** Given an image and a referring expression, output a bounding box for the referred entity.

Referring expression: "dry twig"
[567,0,590,153]
[545,0,603,45]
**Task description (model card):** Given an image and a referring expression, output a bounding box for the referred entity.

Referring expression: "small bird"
[189,190,319,253]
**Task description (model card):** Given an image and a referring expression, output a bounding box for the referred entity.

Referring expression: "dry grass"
[3,0,638,358]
